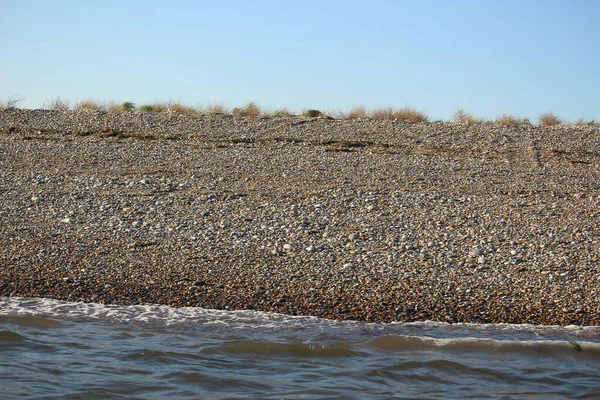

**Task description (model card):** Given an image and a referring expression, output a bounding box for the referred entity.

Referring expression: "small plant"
[303,109,322,117]
[43,97,70,111]
[371,107,395,120]
[371,107,428,122]
[139,103,168,113]
[106,101,136,112]
[121,101,136,112]
[270,108,294,117]
[538,112,561,126]
[202,103,228,114]
[232,102,261,117]
[495,113,530,126]
[151,103,168,112]
[452,109,481,124]
[139,104,155,112]
[75,99,105,111]
[393,107,428,122]
[0,94,24,109]
[575,118,598,126]
[166,101,197,114]
[347,106,367,119]
[107,101,122,112]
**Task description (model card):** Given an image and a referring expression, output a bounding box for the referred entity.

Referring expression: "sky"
[1,0,599,121]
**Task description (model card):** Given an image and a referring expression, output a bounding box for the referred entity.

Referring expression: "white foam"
[1,296,599,343]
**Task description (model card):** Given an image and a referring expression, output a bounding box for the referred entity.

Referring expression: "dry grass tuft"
[43,98,70,111]
[138,101,195,113]
[0,95,24,109]
[393,107,428,122]
[452,109,482,124]
[232,102,261,117]
[371,107,395,120]
[201,103,228,114]
[106,101,123,112]
[75,99,106,111]
[371,107,428,122]
[538,112,561,126]
[270,108,294,117]
[347,105,368,119]
[575,118,598,126]
[166,101,197,114]
[495,113,530,126]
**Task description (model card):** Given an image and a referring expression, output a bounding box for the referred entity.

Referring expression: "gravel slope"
[1,109,599,325]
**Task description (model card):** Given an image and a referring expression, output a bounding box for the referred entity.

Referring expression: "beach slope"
[1,109,598,325]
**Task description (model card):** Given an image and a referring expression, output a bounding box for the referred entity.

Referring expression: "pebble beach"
[1,108,599,325]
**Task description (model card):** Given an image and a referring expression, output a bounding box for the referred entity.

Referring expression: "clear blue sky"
[2,0,599,121]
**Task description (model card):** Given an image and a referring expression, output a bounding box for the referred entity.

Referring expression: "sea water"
[1,297,599,399]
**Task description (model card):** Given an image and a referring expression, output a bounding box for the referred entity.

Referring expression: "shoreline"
[1,109,599,325]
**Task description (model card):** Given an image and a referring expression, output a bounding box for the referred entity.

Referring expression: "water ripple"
[1,297,599,399]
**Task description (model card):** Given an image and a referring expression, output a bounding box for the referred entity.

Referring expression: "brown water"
[1,297,599,399]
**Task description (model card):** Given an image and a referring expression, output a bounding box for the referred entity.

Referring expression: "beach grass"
[538,112,562,126]
[232,102,261,117]
[0,95,25,109]
[371,107,428,122]
[452,109,484,124]
[495,113,531,126]
[5,98,596,126]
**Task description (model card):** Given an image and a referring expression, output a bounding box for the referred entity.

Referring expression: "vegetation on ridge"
[1,95,597,126]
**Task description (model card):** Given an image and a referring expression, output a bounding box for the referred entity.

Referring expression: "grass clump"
[107,101,136,112]
[371,107,428,122]
[495,113,531,126]
[0,95,24,109]
[200,103,228,114]
[347,106,368,119]
[371,107,395,120]
[43,97,70,111]
[232,102,261,117]
[139,103,167,113]
[575,118,598,126]
[121,101,136,112]
[138,101,195,114]
[393,107,428,122]
[538,112,561,126]
[452,109,482,124]
[75,99,106,111]
[303,109,323,117]
[166,101,197,114]
[270,107,294,117]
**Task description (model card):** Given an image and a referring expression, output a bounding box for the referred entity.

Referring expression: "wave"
[2,297,599,399]
[1,296,599,347]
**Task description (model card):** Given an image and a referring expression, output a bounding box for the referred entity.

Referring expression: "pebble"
[1,109,599,326]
